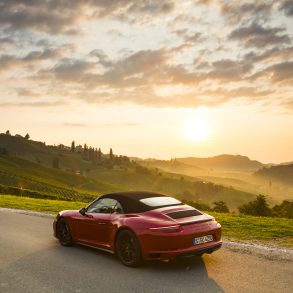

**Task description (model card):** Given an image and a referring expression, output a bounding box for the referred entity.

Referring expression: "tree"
[71,141,75,152]
[213,201,229,213]
[5,130,10,135]
[83,144,89,159]
[238,195,271,217]
[98,148,102,162]
[94,148,98,162]
[109,148,114,161]
[24,133,30,140]
[272,200,293,219]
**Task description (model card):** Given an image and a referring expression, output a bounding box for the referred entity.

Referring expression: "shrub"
[213,201,229,213]
[238,195,271,217]
[272,200,293,219]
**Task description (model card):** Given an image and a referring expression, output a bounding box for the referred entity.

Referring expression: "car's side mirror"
[79,207,86,215]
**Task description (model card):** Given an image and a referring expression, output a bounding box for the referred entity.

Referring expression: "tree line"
[183,195,292,219]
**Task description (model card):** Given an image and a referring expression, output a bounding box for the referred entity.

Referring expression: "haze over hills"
[0,132,262,210]
[176,155,264,172]
[254,164,293,187]
[0,132,292,209]
[138,155,293,202]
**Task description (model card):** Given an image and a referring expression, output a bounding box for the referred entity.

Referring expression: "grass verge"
[0,194,86,213]
[210,212,293,248]
[1,194,292,248]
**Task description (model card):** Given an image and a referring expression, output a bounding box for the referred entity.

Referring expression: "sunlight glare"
[183,116,211,142]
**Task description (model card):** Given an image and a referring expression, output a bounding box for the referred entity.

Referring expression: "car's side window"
[113,201,124,214]
[87,198,123,214]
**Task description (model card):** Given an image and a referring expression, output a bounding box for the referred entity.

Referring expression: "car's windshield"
[139,196,182,207]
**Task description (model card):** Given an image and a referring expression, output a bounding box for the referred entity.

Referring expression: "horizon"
[0,1,292,164]
[1,130,290,165]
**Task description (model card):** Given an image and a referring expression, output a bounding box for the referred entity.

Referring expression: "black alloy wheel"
[57,218,73,246]
[116,230,142,267]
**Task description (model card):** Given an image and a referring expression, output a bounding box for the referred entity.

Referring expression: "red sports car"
[53,191,222,266]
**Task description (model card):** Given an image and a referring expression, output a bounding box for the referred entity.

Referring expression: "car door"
[72,198,117,248]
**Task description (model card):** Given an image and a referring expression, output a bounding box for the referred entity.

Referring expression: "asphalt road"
[0,209,292,293]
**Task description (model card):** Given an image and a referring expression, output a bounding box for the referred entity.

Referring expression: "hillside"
[254,164,293,186]
[0,133,260,210]
[141,159,204,177]
[177,154,264,172]
[142,156,293,202]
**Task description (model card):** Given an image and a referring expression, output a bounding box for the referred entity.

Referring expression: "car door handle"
[98,222,107,225]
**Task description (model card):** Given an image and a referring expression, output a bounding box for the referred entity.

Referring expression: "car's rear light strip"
[149,225,182,232]
[180,218,213,226]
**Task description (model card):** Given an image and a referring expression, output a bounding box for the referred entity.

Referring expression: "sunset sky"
[0,0,292,163]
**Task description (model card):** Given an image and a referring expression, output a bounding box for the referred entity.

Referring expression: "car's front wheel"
[57,218,73,246]
[115,229,142,267]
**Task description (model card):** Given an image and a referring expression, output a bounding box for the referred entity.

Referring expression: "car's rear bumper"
[175,242,222,259]
[145,240,222,261]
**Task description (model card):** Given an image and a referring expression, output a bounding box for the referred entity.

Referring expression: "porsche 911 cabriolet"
[53,191,222,266]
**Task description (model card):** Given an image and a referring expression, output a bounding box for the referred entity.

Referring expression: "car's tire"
[115,229,142,267]
[57,218,73,246]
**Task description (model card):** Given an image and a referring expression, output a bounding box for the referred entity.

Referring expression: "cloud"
[127,1,174,15]
[0,0,82,34]
[0,0,176,34]
[45,49,171,88]
[0,1,292,113]
[252,61,293,83]
[280,0,293,16]
[220,2,273,24]
[280,98,293,112]
[0,36,16,49]
[89,49,113,68]
[243,46,293,64]
[0,100,65,108]
[16,88,38,97]
[0,47,65,73]
[51,58,95,82]
[206,59,253,81]
[173,29,202,43]
[229,23,291,48]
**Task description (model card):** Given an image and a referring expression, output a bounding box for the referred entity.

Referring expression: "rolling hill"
[137,156,293,203]
[0,133,260,210]
[254,164,293,186]
[176,154,264,172]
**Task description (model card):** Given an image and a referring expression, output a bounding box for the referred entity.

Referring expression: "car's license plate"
[193,235,213,245]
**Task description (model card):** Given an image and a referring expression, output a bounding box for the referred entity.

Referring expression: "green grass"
[0,194,86,213]
[210,211,293,248]
[0,194,292,248]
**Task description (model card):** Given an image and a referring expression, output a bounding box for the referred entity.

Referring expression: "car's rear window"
[166,209,202,219]
[139,196,182,207]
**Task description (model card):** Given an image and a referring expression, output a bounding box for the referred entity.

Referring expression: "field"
[1,194,292,248]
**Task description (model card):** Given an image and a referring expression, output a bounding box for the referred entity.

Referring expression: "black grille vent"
[166,209,202,219]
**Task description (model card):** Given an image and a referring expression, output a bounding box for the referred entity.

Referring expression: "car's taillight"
[213,220,221,228]
[149,225,182,233]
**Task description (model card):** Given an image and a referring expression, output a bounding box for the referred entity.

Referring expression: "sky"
[0,0,292,163]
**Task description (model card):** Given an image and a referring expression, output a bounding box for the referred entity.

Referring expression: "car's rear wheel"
[115,230,142,267]
[57,218,73,246]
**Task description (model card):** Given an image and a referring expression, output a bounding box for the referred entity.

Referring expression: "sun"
[183,117,211,141]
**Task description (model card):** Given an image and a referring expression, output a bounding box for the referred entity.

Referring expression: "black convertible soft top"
[99,191,181,214]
